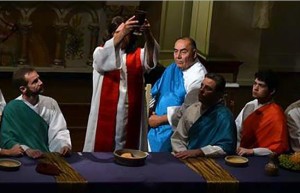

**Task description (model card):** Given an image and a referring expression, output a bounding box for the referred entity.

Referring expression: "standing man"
[148,37,207,152]
[236,70,289,156]
[171,73,237,158]
[83,14,159,152]
[0,67,71,158]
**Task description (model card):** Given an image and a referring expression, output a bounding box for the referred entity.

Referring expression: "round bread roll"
[120,152,133,158]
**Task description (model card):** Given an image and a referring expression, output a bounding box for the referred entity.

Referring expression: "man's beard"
[25,87,44,97]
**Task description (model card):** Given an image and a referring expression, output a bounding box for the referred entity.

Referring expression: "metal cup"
[132,10,147,36]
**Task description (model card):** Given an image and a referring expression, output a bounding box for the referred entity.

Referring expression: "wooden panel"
[198,54,243,82]
[60,103,90,152]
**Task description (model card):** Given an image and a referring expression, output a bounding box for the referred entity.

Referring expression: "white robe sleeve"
[201,145,226,157]
[47,99,72,152]
[285,105,300,152]
[235,108,245,147]
[93,38,122,73]
[0,89,6,115]
[141,39,160,73]
[171,103,201,152]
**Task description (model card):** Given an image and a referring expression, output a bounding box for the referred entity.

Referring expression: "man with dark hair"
[0,67,71,158]
[171,73,237,158]
[236,70,289,156]
[148,37,207,152]
[83,14,159,152]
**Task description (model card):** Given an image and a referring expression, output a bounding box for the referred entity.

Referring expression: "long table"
[1,152,300,193]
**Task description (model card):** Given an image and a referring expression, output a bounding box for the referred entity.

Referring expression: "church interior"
[1,1,299,151]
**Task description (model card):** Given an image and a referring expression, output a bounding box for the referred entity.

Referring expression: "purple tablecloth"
[1,153,300,193]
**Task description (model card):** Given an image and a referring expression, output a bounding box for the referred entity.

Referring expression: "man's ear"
[19,86,26,93]
[193,49,197,59]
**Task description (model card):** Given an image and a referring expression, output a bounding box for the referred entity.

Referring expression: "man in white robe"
[0,67,71,159]
[83,15,159,152]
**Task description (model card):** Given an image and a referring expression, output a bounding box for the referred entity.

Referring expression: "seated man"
[171,73,237,159]
[0,67,72,159]
[236,70,289,156]
[285,99,300,152]
[148,37,207,152]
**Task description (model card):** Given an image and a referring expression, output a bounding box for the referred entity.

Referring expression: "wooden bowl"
[0,158,22,171]
[113,149,148,167]
[225,155,249,167]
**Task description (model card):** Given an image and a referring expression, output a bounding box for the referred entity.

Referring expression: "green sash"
[1,100,49,152]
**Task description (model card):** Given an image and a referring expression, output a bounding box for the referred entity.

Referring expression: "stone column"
[86,23,99,66]
[16,6,36,66]
[53,23,68,67]
[17,24,32,66]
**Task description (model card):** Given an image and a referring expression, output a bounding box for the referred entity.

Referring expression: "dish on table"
[0,158,22,171]
[225,155,249,167]
[278,152,300,172]
[113,148,148,167]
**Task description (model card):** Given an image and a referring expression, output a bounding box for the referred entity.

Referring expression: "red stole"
[240,103,289,154]
[94,48,143,151]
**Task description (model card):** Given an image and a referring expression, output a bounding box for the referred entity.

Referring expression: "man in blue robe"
[171,73,237,158]
[147,37,207,152]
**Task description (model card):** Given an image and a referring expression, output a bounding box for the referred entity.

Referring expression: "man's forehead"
[203,77,216,86]
[254,78,266,85]
[24,71,39,80]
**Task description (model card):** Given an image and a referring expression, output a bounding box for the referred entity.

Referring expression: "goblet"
[132,10,147,36]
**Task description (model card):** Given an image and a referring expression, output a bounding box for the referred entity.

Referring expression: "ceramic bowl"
[0,158,22,171]
[113,149,148,167]
[225,155,249,167]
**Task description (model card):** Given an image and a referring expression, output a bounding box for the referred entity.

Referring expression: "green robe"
[0,100,49,152]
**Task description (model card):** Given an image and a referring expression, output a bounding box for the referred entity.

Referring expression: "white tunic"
[285,99,300,152]
[16,95,71,152]
[83,37,159,152]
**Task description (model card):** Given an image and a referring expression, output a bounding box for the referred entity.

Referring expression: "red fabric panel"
[240,103,289,154]
[94,70,120,151]
[124,48,143,149]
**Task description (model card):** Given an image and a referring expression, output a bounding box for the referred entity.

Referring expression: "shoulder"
[6,98,24,106]
[285,99,300,114]
[242,99,257,109]
[39,95,59,108]
[193,61,207,72]
[166,63,177,69]
[216,104,234,117]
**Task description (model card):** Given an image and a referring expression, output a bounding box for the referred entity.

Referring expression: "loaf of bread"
[36,161,61,175]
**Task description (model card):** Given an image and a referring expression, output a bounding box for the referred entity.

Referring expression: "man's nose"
[175,52,182,59]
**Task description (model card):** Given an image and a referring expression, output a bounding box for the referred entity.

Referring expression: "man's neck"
[22,95,39,106]
[200,98,223,112]
[257,98,273,105]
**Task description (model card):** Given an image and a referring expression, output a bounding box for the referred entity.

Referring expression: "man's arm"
[148,113,168,128]
[48,100,72,154]
[142,20,159,69]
